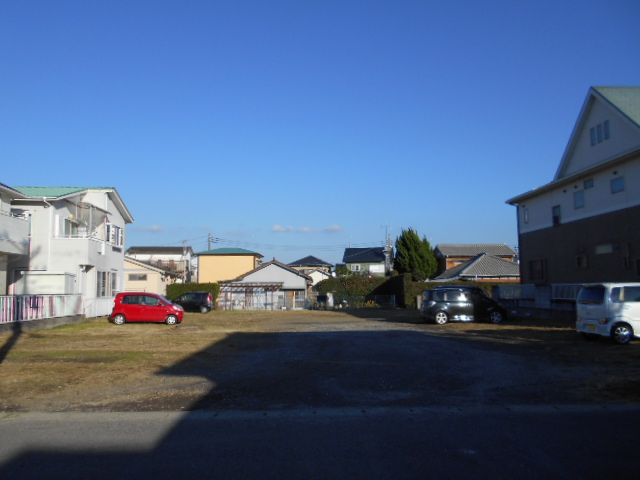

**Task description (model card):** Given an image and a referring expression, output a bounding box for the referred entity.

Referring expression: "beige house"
[197,248,263,283]
[124,257,179,296]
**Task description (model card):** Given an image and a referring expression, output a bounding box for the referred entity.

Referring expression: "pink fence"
[0,295,83,324]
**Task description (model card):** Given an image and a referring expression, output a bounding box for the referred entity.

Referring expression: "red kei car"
[110,292,184,325]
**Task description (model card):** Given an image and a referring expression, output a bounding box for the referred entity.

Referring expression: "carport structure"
[218,282,284,310]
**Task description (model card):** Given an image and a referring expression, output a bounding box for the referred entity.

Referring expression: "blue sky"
[2,0,639,265]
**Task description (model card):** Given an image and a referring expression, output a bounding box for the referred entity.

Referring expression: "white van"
[576,283,640,344]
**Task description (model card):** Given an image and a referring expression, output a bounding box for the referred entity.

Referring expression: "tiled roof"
[434,254,520,280]
[288,255,332,267]
[342,247,387,263]
[196,247,262,257]
[13,186,115,198]
[435,244,516,257]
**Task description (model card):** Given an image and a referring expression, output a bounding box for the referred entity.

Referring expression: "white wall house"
[219,259,312,310]
[507,87,640,283]
[0,183,30,295]
[6,186,134,317]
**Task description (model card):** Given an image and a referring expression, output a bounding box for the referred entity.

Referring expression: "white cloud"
[272,224,344,233]
[272,224,295,232]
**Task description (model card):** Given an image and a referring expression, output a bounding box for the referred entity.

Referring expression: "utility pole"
[382,225,393,274]
[208,233,213,250]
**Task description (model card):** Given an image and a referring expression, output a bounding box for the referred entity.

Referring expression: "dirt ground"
[1,309,639,412]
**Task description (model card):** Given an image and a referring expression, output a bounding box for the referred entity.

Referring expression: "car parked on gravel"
[172,291,214,313]
[110,292,184,325]
[421,286,507,325]
[576,283,640,345]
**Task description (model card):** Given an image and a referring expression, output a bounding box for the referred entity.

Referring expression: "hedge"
[317,275,506,309]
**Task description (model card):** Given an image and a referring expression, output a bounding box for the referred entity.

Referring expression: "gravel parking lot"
[1,309,639,412]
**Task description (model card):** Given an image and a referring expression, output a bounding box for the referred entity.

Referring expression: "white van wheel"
[611,323,633,345]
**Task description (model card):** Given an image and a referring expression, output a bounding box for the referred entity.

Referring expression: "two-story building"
[342,247,391,276]
[5,186,134,317]
[507,86,640,284]
[196,247,263,283]
[0,183,30,295]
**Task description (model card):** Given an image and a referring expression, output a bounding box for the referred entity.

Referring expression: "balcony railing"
[0,211,29,256]
[0,295,83,324]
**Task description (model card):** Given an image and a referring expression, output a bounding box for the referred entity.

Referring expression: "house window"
[552,205,561,226]
[584,178,594,189]
[573,190,585,209]
[596,244,614,254]
[97,271,117,297]
[351,264,361,272]
[576,254,588,269]
[106,224,124,247]
[611,176,625,194]
[590,120,610,146]
[64,218,79,237]
[128,274,147,281]
[522,207,529,224]
[529,259,546,282]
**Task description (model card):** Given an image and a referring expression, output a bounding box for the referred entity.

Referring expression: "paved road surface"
[1,406,639,479]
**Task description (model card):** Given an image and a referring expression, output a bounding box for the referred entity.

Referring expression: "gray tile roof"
[593,86,640,127]
[288,255,332,267]
[435,254,520,280]
[435,244,516,257]
[342,247,387,263]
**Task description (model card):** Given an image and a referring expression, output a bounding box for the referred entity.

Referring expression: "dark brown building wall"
[518,204,640,284]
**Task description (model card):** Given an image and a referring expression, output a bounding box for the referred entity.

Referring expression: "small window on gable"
[584,178,594,189]
[523,207,529,224]
[590,121,610,146]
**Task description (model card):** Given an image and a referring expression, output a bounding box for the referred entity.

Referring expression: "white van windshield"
[577,286,605,305]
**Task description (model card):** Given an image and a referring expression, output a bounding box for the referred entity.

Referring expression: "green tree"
[394,228,437,281]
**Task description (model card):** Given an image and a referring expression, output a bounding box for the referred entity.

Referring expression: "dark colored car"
[172,291,213,313]
[421,286,506,325]
[110,292,184,325]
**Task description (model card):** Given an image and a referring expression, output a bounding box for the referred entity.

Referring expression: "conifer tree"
[394,228,437,281]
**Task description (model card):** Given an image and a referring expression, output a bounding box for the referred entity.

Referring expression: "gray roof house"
[288,255,333,273]
[434,254,520,282]
[435,244,517,275]
[342,247,390,276]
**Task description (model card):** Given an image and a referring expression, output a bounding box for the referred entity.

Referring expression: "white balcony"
[0,211,29,256]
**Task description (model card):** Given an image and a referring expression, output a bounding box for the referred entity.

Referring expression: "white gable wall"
[240,264,308,289]
[557,95,640,179]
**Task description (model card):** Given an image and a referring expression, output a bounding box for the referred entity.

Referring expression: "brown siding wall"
[518,204,640,283]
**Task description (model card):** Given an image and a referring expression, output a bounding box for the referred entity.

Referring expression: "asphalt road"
[1,313,639,479]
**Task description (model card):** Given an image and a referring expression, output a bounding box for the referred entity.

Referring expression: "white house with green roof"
[507,86,640,283]
[6,186,134,317]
